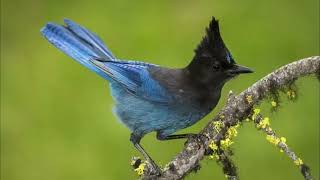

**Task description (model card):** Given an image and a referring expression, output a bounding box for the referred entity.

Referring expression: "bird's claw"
[145,161,162,177]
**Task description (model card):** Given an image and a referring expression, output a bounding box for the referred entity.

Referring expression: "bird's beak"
[228,64,254,74]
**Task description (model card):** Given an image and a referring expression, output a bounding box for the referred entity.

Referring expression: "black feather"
[192,17,234,65]
[195,17,222,54]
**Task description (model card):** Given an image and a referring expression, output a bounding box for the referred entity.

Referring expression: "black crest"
[193,17,234,64]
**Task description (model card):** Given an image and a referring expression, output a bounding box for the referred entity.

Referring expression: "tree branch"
[141,56,320,180]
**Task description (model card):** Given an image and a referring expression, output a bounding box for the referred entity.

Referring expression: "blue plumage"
[41,17,253,174]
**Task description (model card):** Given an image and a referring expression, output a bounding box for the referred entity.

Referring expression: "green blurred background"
[1,0,319,179]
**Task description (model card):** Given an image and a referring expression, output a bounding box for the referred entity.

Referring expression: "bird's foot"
[148,161,162,176]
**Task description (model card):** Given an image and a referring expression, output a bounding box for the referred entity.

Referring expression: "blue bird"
[41,17,253,174]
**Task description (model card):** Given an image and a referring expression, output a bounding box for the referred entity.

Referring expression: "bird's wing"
[90,59,172,103]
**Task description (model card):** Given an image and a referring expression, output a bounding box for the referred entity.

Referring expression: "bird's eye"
[212,63,220,70]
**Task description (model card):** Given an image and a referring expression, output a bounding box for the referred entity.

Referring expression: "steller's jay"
[41,17,253,174]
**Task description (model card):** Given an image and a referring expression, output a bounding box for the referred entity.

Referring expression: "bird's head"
[187,17,253,87]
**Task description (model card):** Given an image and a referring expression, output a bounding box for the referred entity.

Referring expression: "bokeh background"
[1,0,319,179]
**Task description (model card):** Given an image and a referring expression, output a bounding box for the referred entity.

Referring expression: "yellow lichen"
[252,108,261,120]
[226,126,238,139]
[257,117,270,129]
[213,121,223,132]
[287,90,296,99]
[294,158,303,166]
[221,138,234,150]
[278,137,286,152]
[271,101,277,107]
[246,95,253,104]
[280,149,284,153]
[266,127,273,132]
[209,141,218,151]
[266,135,280,145]
[234,123,240,128]
[134,163,146,176]
[208,141,219,160]
[253,108,260,114]
[280,137,287,143]
[209,153,220,160]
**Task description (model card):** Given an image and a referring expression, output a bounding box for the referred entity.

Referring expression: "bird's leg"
[156,133,197,140]
[130,133,161,175]
[157,132,207,145]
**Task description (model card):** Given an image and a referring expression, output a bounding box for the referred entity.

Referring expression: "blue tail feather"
[63,19,115,60]
[40,20,115,80]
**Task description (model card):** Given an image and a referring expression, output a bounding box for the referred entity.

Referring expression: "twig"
[253,113,313,180]
[219,151,238,180]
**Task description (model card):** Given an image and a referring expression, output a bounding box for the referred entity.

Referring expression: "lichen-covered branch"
[140,56,319,180]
